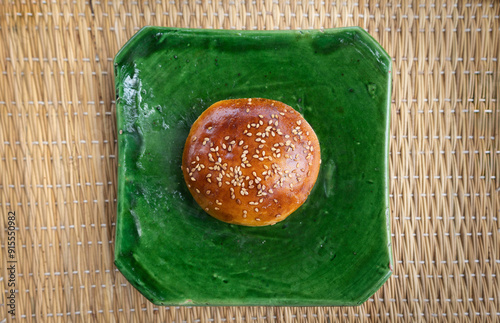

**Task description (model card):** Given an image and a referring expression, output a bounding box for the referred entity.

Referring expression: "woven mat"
[1,0,499,322]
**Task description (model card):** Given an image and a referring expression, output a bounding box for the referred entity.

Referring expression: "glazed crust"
[182,98,321,226]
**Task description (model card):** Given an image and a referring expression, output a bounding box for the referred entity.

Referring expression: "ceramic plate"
[114,26,392,306]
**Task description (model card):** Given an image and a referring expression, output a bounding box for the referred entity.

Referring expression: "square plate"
[114,26,392,306]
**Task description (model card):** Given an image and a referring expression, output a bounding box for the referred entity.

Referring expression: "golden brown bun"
[182,98,321,226]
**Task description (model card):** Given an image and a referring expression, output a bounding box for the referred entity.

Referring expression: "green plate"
[114,26,392,306]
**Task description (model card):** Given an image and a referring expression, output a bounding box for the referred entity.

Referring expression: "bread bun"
[182,98,321,226]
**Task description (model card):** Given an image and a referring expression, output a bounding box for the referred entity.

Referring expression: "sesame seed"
[214,207,220,211]
[258,115,264,118]
[238,140,244,146]
[195,188,200,193]
[275,214,281,218]
[205,207,209,211]
[280,112,285,116]
[255,218,261,221]
[192,136,197,141]
[296,120,302,125]
[208,126,213,130]
[224,136,230,140]
[254,208,259,212]
[246,108,250,113]
[246,133,252,137]
[206,190,211,194]
[274,199,278,203]
[190,177,196,182]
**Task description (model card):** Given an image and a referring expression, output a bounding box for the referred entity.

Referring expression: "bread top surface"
[182,98,321,226]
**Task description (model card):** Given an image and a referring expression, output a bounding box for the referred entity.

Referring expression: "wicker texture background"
[0,0,498,322]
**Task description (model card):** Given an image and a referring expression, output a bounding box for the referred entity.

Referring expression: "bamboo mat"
[0,0,499,322]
